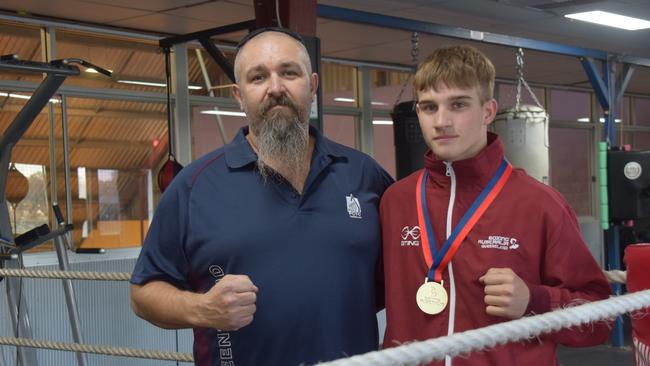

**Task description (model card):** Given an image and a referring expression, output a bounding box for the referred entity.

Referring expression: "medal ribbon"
[416,159,512,282]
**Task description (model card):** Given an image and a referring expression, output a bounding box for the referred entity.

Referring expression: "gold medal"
[416,280,448,315]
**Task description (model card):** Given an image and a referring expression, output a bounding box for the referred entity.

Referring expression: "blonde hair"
[414,45,495,103]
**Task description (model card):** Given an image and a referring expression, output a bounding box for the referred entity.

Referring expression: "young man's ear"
[483,99,498,126]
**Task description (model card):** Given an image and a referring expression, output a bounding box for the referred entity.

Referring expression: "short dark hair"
[236,27,306,51]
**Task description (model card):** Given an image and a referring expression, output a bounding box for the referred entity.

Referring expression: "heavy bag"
[492,104,549,184]
[157,154,183,193]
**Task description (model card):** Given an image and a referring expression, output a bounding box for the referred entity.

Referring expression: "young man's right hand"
[194,274,258,331]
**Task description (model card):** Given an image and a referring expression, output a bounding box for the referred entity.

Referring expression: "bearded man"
[129,28,393,366]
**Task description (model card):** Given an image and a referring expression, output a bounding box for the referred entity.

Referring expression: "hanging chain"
[514,47,543,110]
[515,47,524,110]
[394,32,419,107]
[411,31,420,65]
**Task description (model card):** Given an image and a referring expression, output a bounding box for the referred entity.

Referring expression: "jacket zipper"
[444,161,457,366]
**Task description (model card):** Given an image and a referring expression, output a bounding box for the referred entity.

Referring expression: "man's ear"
[483,99,498,126]
[310,73,319,96]
[232,84,244,110]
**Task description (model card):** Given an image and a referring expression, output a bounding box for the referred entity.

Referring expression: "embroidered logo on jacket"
[477,235,520,250]
[400,226,421,246]
[346,194,362,219]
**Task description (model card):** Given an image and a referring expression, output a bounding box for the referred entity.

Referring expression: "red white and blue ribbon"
[416,159,512,282]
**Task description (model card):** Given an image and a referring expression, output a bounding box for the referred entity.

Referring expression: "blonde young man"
[130,28,392,366]
[381,45,610,365]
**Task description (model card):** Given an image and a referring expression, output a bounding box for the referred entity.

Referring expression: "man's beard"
[247,94,309,181]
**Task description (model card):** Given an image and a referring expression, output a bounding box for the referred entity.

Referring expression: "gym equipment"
[0,55,110,366]
[392,101,427,180]
[492,48,550,184]
[157,48,183,193]
[392,32,426,180]
[6,162,28,233]
[607,149,650,221]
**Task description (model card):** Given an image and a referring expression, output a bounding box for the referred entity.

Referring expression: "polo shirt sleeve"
[130,176,191,290]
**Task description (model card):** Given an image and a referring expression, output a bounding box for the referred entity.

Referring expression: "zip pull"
[444,161,453,177]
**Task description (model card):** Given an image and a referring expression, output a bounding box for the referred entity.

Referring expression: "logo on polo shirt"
[208,265,235,364]
[477,235,520,251]
[400,225,420,246]
[346,194,362,219]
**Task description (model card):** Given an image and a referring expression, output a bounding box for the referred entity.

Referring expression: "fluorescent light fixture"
[0,92,59,103]
[333,97,388,106]
[565,11,650,31]
[577,117,622,123]
[85,68,113,74]
[117,80,203,90]
[334,97,355,103]
[373,120,393,125]
[200,110,246,117]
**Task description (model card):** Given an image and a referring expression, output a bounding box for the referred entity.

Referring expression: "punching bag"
[492,104,549,184]
[392,101,428,180]
[157,48,183,193]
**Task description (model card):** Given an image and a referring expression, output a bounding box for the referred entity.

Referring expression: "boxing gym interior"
[0,0,649,365]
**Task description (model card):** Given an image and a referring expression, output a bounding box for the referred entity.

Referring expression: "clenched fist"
[193,274,258,331]
[479,268,530,319]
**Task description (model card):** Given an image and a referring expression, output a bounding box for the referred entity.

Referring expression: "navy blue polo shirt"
[131,126,393,366]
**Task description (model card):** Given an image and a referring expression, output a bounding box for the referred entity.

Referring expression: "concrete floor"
[558,344,633,366]
[557,316,635,366]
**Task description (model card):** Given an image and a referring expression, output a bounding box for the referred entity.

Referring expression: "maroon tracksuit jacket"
[381,133,611,366]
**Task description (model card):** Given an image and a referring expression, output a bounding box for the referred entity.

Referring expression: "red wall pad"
[625,243,650,366]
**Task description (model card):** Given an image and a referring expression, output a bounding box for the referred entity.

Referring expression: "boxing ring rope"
[0,268,193,362]
[317,289,650,366]
[0,336,193,362]
[0,267,621,285]
[1,268,645,363]
[0,268,130,281]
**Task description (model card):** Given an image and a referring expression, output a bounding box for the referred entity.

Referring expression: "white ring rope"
[317,289,650,366]
[1,268,643,364]
[0,336,193,362]
[0,268,130,281]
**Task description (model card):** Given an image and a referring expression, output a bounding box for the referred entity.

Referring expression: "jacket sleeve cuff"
[525,284,551,315]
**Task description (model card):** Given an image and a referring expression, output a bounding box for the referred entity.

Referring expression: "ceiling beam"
[0,103,165,120]
[17,137,153,150]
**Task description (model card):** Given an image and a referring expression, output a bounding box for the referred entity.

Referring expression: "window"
[373,120,396,178]
[549,127,593,216]
[63,97,166,249]
[8,163,49,238]
[550,89,590,122]
[322,62,358,107]
[323,115,356,149]
[191,104,247,159]
[635,97,650,127]
[370,69,414,110]
[1,90,53,250]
